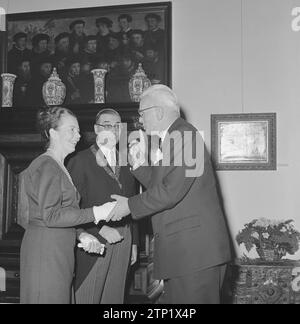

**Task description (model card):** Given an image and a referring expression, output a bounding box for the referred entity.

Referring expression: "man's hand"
[106,195,130,222]
[129,140,145,170]
[131,244,138,266]
[78,232,105,255]
[99,225,124,244]
[129,129,147,170]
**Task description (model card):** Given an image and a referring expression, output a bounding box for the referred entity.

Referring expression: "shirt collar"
[99,144,116,157]
[158,123,173,143]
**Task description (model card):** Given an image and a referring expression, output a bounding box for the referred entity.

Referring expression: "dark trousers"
[74,226,131,304]
[160,264,227,304]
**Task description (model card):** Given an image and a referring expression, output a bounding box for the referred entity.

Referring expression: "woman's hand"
[93,202,116,224]
[78,232,105,255]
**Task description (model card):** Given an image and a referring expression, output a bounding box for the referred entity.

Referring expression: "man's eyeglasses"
[138,105,159,117]
[96,123,121,130]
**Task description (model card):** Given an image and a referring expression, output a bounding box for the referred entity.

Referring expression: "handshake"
[93,195,131,223]
[82,196,131,254]
[78,197,130,255]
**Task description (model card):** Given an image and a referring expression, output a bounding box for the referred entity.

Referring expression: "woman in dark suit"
[20,107,114,304]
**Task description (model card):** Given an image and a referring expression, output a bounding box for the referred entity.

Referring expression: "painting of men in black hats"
[6,4,170,105]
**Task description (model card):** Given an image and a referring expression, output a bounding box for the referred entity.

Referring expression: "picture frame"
[3,2,171,107]
[211,113,276,170]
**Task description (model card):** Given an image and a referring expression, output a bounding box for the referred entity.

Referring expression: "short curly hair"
[37,106,76,147]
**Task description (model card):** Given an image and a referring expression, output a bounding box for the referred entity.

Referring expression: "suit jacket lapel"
[165,117,182,140]
[158,117,183,167]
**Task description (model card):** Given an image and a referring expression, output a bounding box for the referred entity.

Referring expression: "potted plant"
[236,218,300,261]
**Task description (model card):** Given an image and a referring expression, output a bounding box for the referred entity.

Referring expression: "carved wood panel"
[0,154,7,240]
[0,156,24,240]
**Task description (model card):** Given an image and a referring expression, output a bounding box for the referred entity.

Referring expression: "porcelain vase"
[91,69,107,103]
[42,68,66,106]
[129,63,151,102]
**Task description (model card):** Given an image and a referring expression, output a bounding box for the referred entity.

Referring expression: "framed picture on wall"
[211,113,276,170]
[3,2,171,107]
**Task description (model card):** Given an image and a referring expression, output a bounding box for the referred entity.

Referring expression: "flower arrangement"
[236,218,300,261]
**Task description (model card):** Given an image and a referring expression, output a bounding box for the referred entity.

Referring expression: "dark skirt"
[20,225,76,304]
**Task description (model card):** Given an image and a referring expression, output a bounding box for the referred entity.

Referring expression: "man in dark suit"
[69,19,87,55]
[144,13,165,55]
[129,29,146,64]
[116,14,133,48]
[81,35,99,66]
[106,84,232,304]
[67,108,138,304]
[64,56,82,104]
[27,56,53,107]
[142,44,165,84]
[30,33,51,71]
[50,32,71,79]
[95,17,113,57]
[8,32,32,75]
[13,55,31,107]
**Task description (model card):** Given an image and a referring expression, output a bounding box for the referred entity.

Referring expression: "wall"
[0,0,299,259]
